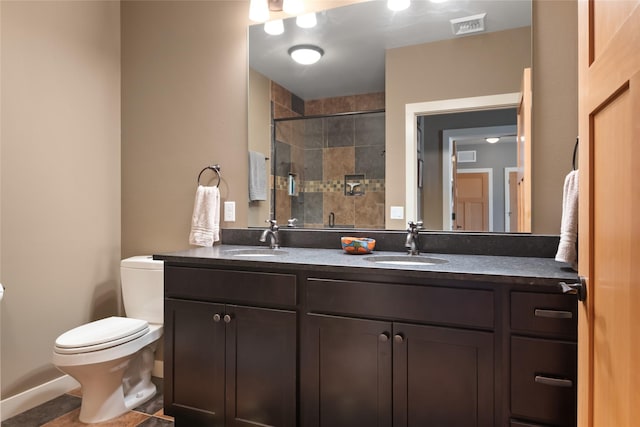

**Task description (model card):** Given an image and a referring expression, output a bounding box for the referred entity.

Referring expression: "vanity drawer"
[511,336,577,426]
[306,278,493,328]
[511,291,577,339]
[165,266,296,307]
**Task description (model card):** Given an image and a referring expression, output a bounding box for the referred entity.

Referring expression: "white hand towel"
[189,185,220,246]
[555,170,579,270]
[249,150,267,201]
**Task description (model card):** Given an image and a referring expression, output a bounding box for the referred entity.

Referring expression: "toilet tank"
[120,256,164,324]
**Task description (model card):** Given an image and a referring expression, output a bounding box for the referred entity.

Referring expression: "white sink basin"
[364,255,448,266]
[224,248,288,257]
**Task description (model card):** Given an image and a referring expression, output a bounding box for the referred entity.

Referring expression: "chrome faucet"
[260,219,280,249]
[405,220,423,255]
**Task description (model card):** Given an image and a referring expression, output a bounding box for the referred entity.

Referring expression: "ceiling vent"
[450,13,487,36]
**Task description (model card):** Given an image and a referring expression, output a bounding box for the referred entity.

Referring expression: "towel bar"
[197,164,221,187]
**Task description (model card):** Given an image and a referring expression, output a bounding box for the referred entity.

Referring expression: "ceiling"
[248,0,531,100]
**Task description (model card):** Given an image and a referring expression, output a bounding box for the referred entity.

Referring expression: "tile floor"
[2,378,173,427]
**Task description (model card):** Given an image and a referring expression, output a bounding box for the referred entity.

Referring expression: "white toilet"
[52,255,164,423]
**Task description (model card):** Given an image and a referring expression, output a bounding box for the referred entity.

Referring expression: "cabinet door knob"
[394,334,405,344]
[213,313,221,322]
[223,314,232,323]
[378,332,390,342]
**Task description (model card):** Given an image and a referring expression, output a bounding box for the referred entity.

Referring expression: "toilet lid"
[55,316,149,354]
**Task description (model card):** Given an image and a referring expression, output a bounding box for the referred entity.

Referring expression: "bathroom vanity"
[156,242,578,427]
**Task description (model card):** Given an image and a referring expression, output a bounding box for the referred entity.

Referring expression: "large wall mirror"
[248,0,532,232]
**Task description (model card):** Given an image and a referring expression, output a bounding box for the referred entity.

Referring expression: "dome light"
[485,137,500,144]
[288,45,324,65]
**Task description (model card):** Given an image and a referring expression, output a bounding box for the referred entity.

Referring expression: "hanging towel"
[555,170,579,270]
[189,185,220,246]
[249,150,267,201]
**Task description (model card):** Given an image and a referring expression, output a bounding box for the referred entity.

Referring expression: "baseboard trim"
[1,375,80,422]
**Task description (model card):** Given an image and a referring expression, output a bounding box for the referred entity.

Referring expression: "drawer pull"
[378,332,390,343]
[223,314,232,323]
[213,313,221,322]
[393,334,405,344]
[534,309,573,319]
[534,375,573,388]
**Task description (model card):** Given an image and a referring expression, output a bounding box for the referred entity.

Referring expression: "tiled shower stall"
[271,83,385,229]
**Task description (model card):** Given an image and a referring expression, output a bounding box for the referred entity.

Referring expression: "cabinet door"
[164,298,225,426]
[393,323,494,427]
[225,304,297,427]
[302,314,392,427]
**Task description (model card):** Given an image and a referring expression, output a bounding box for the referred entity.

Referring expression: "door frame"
[440,125,516,231]
[504,167,518,232]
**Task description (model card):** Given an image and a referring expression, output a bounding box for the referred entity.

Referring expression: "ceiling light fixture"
[485,137,500,144]
[283,0,304,15]
[387,0,410,11]
[249,0,270,22]
[288,44,324,65]
[296,12,317,29]
[264,19,284,35]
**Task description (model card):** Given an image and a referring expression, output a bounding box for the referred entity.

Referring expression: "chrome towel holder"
[197,164,221,187]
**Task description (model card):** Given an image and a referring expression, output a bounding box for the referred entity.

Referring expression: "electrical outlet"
[224,201,236,222]
[390,206,404,219]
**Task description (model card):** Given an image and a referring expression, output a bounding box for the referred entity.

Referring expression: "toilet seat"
[55,317,149,355]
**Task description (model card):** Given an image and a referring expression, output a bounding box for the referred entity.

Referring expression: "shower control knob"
[213,313,221,322]
[223,314,232,323]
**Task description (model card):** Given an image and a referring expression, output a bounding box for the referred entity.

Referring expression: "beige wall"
[122,1,249,257]
[1,0,121,399]
[531,0,578,233]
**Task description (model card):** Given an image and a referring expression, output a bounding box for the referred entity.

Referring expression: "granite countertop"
[155,244,578,287]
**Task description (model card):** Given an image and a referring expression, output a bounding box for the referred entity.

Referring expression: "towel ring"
[197,164,221,187]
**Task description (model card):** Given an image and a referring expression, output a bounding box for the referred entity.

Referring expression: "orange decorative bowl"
[341,237,376,254]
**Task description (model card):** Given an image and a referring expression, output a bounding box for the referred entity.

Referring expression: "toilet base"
[63,345,158,423]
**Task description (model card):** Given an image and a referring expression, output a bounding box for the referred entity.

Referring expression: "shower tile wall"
[271,81,385,228]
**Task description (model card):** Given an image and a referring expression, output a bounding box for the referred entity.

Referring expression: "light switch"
[390,206,404,219]
[224,201,236,222]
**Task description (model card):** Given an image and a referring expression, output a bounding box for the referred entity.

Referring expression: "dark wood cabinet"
[164,267,297,427]
[393,322,494,427]
[509,291,578,426]
[303,279,495,427]
[302,314,393,427]
[161,259,578,427]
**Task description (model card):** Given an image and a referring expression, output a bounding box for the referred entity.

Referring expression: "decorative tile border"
[273,176,385,193]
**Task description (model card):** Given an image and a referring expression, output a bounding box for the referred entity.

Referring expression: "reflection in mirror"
[248,0,531,230]
[272,110,386,229]
[418,110,518,233]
